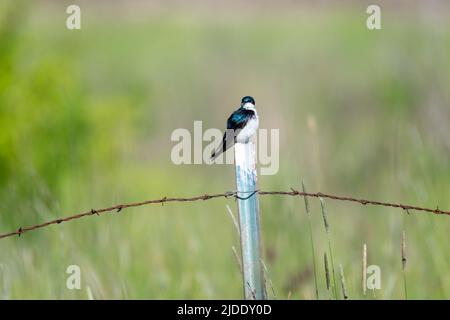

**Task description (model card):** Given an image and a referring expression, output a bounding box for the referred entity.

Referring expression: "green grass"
[320,198,338,299]
[0,2,449,299]
[301,180,319,299]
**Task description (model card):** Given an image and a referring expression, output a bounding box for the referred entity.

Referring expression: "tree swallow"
[211,96,259,160]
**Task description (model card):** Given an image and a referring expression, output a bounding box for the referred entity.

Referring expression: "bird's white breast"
[236,105,259,143]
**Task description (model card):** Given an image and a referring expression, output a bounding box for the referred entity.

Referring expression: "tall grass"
[324,252,331,299]
[301,180,319,299]
[362,243,367,297]
[402,230,408,300]
[320,198,338,299]
[339,264,348,300]
[261,259,277,299]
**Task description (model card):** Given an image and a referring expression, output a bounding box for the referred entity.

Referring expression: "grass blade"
[339,264,348,300]
[260,258,277,299]
[232,245,243,275]
[320,198,338,299]
[402,230,408,300]
[302,180,319,299]
[324,252,331,299]
[226,205,240,236]
[362,243,367,296]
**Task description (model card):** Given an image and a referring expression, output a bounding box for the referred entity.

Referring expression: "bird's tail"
[211,130,235,161]
[210,142,224,161]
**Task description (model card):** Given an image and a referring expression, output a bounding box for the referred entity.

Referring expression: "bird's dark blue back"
[227,107,255,130]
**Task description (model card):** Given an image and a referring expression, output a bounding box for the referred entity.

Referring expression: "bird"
[211,96,259,161]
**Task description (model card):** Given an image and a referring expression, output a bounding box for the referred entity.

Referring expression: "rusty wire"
[0,189,448,240]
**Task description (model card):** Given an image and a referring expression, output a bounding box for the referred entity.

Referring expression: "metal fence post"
[234,141,266,300]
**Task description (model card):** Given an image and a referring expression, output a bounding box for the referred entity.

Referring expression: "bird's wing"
[227,107,254,130]
[211,107,255,160]
[211,130,234,160]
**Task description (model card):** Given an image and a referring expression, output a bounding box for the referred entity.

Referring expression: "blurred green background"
[0,0,449,299]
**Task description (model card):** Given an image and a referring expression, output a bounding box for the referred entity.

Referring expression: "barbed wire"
[0,189,448,240]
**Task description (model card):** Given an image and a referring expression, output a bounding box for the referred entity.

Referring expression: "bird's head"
[241,96,256,109]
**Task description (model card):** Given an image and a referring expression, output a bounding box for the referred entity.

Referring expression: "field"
[0,1,449,299]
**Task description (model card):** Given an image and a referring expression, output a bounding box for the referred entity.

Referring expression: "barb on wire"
[0,189,448,240]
